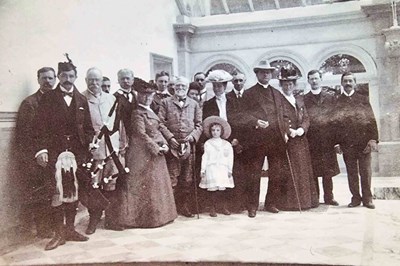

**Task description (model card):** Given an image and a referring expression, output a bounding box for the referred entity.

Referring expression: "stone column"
[174,16,196,77]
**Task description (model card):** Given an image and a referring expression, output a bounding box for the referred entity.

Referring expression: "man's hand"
[256,119,269,129]
[184,135,194,143]
[334,145,343,154]
[289,128,297,138]
[363,140,378,154]
[36,153,48,168]
[169,138,180,149]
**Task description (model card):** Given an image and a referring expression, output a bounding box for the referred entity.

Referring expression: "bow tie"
[62,90,73,97]
[158,93,170,99]
[178,97,186,103]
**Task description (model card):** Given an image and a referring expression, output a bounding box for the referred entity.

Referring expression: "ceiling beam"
[248,0,255,12]
[274,0,280,9]
[221,0,230,14]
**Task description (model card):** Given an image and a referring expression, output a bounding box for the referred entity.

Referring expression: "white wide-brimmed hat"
[253,60,276,73]
[205,70,233,83]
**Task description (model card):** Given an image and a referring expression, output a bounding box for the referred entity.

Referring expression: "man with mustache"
[334,72,378,209]
[34,56,94,250]
[82,68,122,234]
[15,67,56,238]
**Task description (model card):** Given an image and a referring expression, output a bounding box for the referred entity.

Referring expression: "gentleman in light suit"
[82,68,123,234]
[334,72,378,209]
[233,61,288,217]
[34,56,94,250]
[15,67,56,238]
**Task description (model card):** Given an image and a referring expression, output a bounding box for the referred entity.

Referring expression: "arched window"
[269,59,302,80]
[206,63,242,75]
[319,54,366,75]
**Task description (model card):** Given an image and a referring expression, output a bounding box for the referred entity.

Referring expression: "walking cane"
[191,143,200,219]
[285,148,302,213]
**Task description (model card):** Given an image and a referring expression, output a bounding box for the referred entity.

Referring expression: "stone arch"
[254,49,311,78]
[314,44,377,77]
[193,54,251,79]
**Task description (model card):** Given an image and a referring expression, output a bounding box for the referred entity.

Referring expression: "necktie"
[62,91,73,97]
[237,92,242,98]
[159,93,170,99]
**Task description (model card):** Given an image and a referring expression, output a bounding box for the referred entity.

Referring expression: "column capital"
[383,27,400,58]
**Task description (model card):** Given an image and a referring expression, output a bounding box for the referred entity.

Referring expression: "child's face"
[211,124,222,138]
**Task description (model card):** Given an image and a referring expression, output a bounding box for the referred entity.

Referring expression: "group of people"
[15,55,379,251]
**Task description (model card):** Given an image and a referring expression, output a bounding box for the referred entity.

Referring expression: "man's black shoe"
[264,206,280,213]
[44,234,65,251]
[325,199,339,206]
[180,205,194,218]
[248,210,256,218]
[347,201,361,208]
[85,221,97,235]
[65,230,89,242]
[363,202,375,209]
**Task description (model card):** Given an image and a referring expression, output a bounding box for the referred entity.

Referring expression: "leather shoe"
[85,222,97,235]
[105,223,124,231]
[221,207,231,216]
[45,234,65,251]
[325,199,339,206]
[180,205,194,218]
[248,210,256,218]
[363,202,375,209]
[65,230,89,242]
[264,206,280,213]
[348,201,361,208]
[210,207,217,217]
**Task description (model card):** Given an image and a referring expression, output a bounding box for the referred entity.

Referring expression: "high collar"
[341,87,355,97]
[257,82,269,89]
[310,88,322,95]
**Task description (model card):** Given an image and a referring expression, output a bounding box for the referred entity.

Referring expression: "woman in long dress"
[277,66,319,211]
[119,79,177,228]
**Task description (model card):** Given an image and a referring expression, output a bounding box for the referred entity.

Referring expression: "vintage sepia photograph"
[0,0,399,265]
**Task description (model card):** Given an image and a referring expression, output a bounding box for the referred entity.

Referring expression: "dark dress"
[119,107,177,228]
[278,96,319,211]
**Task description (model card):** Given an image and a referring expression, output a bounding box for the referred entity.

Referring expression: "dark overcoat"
[304,89,340,178]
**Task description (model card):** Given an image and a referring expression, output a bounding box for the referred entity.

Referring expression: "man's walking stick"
[285,149,302,213]
[191,143,200,219]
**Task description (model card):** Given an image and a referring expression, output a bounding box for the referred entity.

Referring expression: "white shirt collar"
[119,87,132,94]
[257,82,269,89]
[341,88,355,97]
[233,88,244,96]
[138,104,154,112]
[216,93,226,101]
[282,93,296,108]
[310,88,322,95]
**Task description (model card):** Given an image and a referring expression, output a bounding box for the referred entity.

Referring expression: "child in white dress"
[200,116,234,217]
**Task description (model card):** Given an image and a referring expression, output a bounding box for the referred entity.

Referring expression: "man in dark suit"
[113,69,137,159]
[233,61,288,217]
[34,56,94,250]
[15,67,56,238]
[304,70,340,206]
[335,72,378,209]
[151,71,172,114]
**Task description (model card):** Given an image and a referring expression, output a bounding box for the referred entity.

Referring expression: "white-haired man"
[158,76,203,217]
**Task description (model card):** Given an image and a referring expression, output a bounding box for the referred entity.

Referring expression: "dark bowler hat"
[133,77,157,93]
[278,66,299,81]
[58,53,77,74]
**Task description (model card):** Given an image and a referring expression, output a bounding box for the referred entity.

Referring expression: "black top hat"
[58,53,77,75]
[278,66,299,81]
[133,77,157,93]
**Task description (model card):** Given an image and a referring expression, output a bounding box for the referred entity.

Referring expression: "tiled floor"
[1,174,400,265]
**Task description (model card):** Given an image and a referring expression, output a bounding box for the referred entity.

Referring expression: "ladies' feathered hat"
[203,116,232,139]
[133,77,157,93]
[278,66,299,81]
[205,70,233,83]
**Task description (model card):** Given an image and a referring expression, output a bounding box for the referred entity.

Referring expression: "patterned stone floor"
[1,174,399,266]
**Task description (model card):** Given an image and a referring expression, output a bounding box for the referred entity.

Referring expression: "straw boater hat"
[203,116,232,140]
[278,66,299,81]
[253,60,276,73]
[205,70,233,83]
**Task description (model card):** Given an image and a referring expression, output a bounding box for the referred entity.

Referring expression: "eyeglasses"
[233,79,244,83]
[101,85,111,88]
[196,78,204,82]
